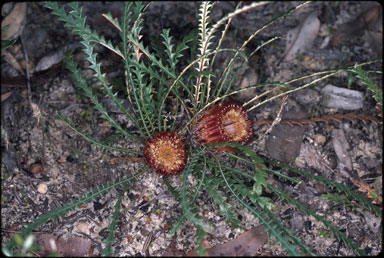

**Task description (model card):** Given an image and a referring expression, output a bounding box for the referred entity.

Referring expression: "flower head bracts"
[195,101,253,151]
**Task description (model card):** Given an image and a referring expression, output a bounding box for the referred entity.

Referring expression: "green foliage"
[209,142,379,255]
[5,1,381,256]
[267,158,381,217]
[65,53,141,142]
[322,192,359,210]
[196,226,209,256]
[205,173,241,228]
[180,147,212,231]
[210,151,313,255]
[101,185,130,256]
[271,185,365,255]
[318,228,330,238]
[351,64,383,106]
[57,111,142,153]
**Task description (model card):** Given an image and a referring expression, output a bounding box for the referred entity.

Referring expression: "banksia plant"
[143,132,187,176]
[3,1,381,257]
[194,101,253,151]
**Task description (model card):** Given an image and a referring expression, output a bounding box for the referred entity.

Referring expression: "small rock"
[293,88,321,107]
[321,84,364,110]
[295,156,307,169]
[37,183,48,194]
[290,211,304,231]
[30,162,43,174]
[364,212,382,233]
[76,222,89,234]
[313,134,326,145]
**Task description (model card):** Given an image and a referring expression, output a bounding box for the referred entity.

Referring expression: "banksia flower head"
[195,101,253,152]
[144,132,187,176]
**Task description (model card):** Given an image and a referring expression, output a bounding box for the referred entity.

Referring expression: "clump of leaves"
[3,1,381,256]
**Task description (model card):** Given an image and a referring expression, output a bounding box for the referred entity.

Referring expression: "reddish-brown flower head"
[195,101,253,151]
[144,132,187,176]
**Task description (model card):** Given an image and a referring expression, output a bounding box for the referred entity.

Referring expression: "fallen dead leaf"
[2,50,25,76]
[19,58,34,72]
[34,47,66,72]
[184,225,268,256]
[265,109,309,163]
[331,2,382,57]
[296,143,333,175]
[162,233,184,257]
[331,128,353,172]
[282,11,320,62]
[34,233,94,257]
[1,2,27,40]
[1,63,63,89]
[366,30,382,57]
[1,91,14,102]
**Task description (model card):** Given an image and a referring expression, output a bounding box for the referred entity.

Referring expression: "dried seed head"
[144,132,187,176]
[195,101,253,151]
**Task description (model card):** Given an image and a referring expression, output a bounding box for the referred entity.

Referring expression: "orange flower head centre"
[221,108,249,141]
[144,132,187,176]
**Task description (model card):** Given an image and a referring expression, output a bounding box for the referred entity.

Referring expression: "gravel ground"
[1,1,382,256]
